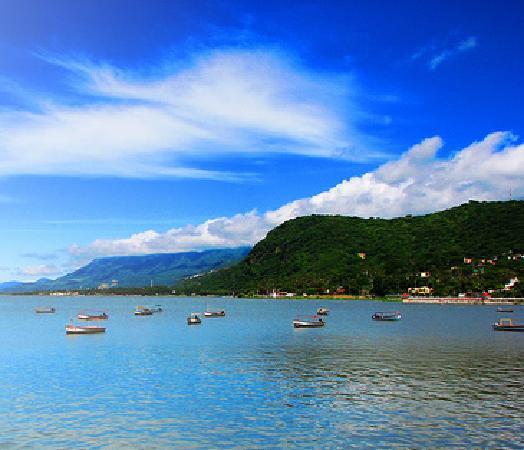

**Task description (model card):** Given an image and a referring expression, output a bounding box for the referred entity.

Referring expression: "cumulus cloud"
[0,49,375,180]
[70,132,524,260]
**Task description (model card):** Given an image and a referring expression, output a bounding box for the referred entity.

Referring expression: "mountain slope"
[175,201,524,296]
[2,247,250,292]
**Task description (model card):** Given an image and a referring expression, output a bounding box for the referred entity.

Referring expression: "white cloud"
[428,36,478,70]
[16,264,60,277]
[0,49,375,180]
[20,252,57,261]
[70,132,524,260]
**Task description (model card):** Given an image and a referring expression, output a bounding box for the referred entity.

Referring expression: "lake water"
[0,296,522,448]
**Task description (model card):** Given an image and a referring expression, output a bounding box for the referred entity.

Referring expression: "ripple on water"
[0,297,523,448]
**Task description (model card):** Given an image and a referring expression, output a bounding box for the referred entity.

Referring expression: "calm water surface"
[0,296,522,448]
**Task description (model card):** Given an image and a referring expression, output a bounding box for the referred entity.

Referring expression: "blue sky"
[0,0,523,281]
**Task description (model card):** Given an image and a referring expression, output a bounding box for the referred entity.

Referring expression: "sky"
[0,0,523,281]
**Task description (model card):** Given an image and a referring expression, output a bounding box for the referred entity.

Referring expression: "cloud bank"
[70,131,524,260]
[0,49,372,180]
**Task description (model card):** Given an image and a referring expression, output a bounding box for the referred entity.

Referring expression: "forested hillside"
[175,201,524,296]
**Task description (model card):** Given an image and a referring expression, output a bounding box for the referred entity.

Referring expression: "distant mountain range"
[0,247,250,293]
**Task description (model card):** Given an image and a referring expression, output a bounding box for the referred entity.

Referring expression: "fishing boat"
[293,315,325,328]
[187,312,202,325]
[35,307,56,314]
[204,310,226,318]
[317,307,329,315]
[65,321,106,335]
[492,318,524,332]
[77,311,108,320]
[372,311,402,321]
[134,306,153,316]
[497,307,514,313]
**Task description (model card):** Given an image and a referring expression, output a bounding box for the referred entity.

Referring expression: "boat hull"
[293,320,325,328]
[204,311,225,318]
[372,313,401,321]
[372,317,401,321]
[66,325,106,335]
[187,318,202,325]
[78,314,108,320]
[493,324,524,332]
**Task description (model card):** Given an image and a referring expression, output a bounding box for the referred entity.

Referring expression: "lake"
[0,296,522,448]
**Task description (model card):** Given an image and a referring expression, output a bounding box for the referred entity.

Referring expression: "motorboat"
[187,313,202,325]
[134,306,153,316]
[372,311,402,321]
[293,315,325,328]
[65,322,106,335]
[148,305,163,313]
[317,307,329,315]
[492,318,524,332]
[497,307,514,313]
[204,310,225,318]
[77,311,108,320]
[35,307,56,314]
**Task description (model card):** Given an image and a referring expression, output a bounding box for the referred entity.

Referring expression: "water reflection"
[0,296,522,448]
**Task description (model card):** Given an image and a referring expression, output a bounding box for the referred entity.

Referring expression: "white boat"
[35,307,56,314]
[77,311,108,320]
[204,310,225,318]
[65,322,106,335]
[187,313,202,325]
[134,306,153,316]
[293,315,325,328]
[317,307,329,315]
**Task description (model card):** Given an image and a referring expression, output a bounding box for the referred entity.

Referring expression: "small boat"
[148,305,163,313]
[492,318,524,332]
[134,306,153,316]
[77,311,108,320]
[204,310,225,318]
[317,307,329,315]
[372,311,402,321]
[187,313,202,325]
[35,307,56,314]
[65,322,106,335]
[293,315,325,328]
[497,307,514,313]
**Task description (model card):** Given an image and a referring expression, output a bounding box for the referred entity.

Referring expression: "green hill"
[175,201,524,296]
[2,247,250,292]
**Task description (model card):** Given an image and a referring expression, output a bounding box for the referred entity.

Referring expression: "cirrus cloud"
[412,36,478,70]
[0,49,378,180]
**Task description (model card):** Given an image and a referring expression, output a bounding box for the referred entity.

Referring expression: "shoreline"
[3,292,523,304]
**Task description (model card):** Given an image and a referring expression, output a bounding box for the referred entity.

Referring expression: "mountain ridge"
[0,247,250,292]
